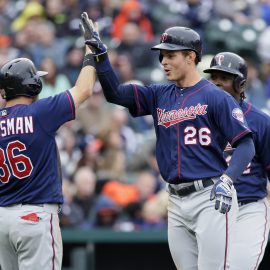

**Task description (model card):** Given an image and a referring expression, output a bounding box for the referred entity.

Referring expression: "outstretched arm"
[81,12,136,109]
[69,13,96,109]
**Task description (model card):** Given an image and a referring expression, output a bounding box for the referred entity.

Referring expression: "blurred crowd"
[1,0,270,231]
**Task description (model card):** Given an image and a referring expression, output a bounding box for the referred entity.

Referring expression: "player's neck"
[6,96,35,107]
[176,70,202,88]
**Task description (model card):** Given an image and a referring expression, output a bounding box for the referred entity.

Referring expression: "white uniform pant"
[167,182,238,270]
[0,204,62,270]
[229,198,270,270]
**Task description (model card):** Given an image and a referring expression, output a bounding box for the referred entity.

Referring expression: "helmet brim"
[151,43,189,51]
[203,67,241,77]
[37,71,48,77]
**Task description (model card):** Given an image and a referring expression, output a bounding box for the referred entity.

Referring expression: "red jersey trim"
[133,84,141,115]
[65,91,75,120]
[50,214,56,270]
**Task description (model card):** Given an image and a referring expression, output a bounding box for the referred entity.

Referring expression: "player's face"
[160,50,191,82]
[210,71,238,99]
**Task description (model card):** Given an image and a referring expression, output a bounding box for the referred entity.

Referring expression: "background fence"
[62,229,270,270]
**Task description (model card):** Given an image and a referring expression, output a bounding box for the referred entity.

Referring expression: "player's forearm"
[95,53,135,108]
[224,136,255,181]
[70,49,96,108]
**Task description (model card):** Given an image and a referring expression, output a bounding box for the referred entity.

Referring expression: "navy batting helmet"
[203,52,247,93]
[0,58,48,100]
[151,26,202,62]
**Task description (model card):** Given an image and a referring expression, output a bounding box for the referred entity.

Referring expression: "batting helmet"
[0,58,48,100]
[203,52,247,93]
[151,26,202,62]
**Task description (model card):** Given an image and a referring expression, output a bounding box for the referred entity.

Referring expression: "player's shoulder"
[202,79,233,99]
[148,82,174,92]
[242,101,270,124]
[243,101,269,118]
[34,91,71,105]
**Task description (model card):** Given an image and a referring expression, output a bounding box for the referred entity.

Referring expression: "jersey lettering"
[0,116,34,137]
[157,103,208,128]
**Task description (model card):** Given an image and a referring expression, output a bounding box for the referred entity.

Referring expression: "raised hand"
[80,12,107,55]
[80,12,95,41]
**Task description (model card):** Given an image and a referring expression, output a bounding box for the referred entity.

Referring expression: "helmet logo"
[215,54,224,66]
[160,33,168,43]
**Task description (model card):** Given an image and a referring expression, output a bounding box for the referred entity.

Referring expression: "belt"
[21,203,44,207]
[168,178,214,197]
[238,200,258,207]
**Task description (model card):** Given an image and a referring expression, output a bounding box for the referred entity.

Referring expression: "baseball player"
[82,14,255,270]
[0,13,96,270]
[204,52,270,270]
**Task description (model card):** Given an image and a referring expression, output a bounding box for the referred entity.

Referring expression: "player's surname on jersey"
[0,116,33,137]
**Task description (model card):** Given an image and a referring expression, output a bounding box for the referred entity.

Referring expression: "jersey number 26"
[184,126,211,146]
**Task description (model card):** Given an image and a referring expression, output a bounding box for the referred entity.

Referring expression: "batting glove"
[210,174,233,214]
[80,12,107,55]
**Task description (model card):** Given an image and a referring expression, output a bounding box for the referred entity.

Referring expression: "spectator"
[0,0,18,35]
[44,0,72,37]
[111,0,154,42]
[109,106,138,155]
[245,58,268,109]
[115,22,157,72]
[39,57,71,99]
[72,166,97,228]
[76,81,111,136]
[76,134,103,172]
[60,180,84,227]
[62,44,85,85]
[58,126,82,179]
[101,170,157,208]
[212,0,260,24]
[171,0,213,40]
[27,20,70,69]
[13,22,37,58]
[0,35,18,66]
[92,195,120,228]
[140,189,168,229]
[97,148,127,181]
[11,1,45,32]
[116,53,136,83]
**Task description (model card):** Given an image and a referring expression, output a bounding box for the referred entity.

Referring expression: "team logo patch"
[232,108,244,123]
[0,110,7,116]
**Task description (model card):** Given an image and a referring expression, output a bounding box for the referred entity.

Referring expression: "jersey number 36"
[0,140,33,184]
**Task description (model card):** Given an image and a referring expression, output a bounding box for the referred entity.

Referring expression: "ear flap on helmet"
[24,81,43,96]
[233,76,246,93]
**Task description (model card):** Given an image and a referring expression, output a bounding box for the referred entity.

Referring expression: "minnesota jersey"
[224,101,270,201]
[0,91,75,206]
[124,79,251,183]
